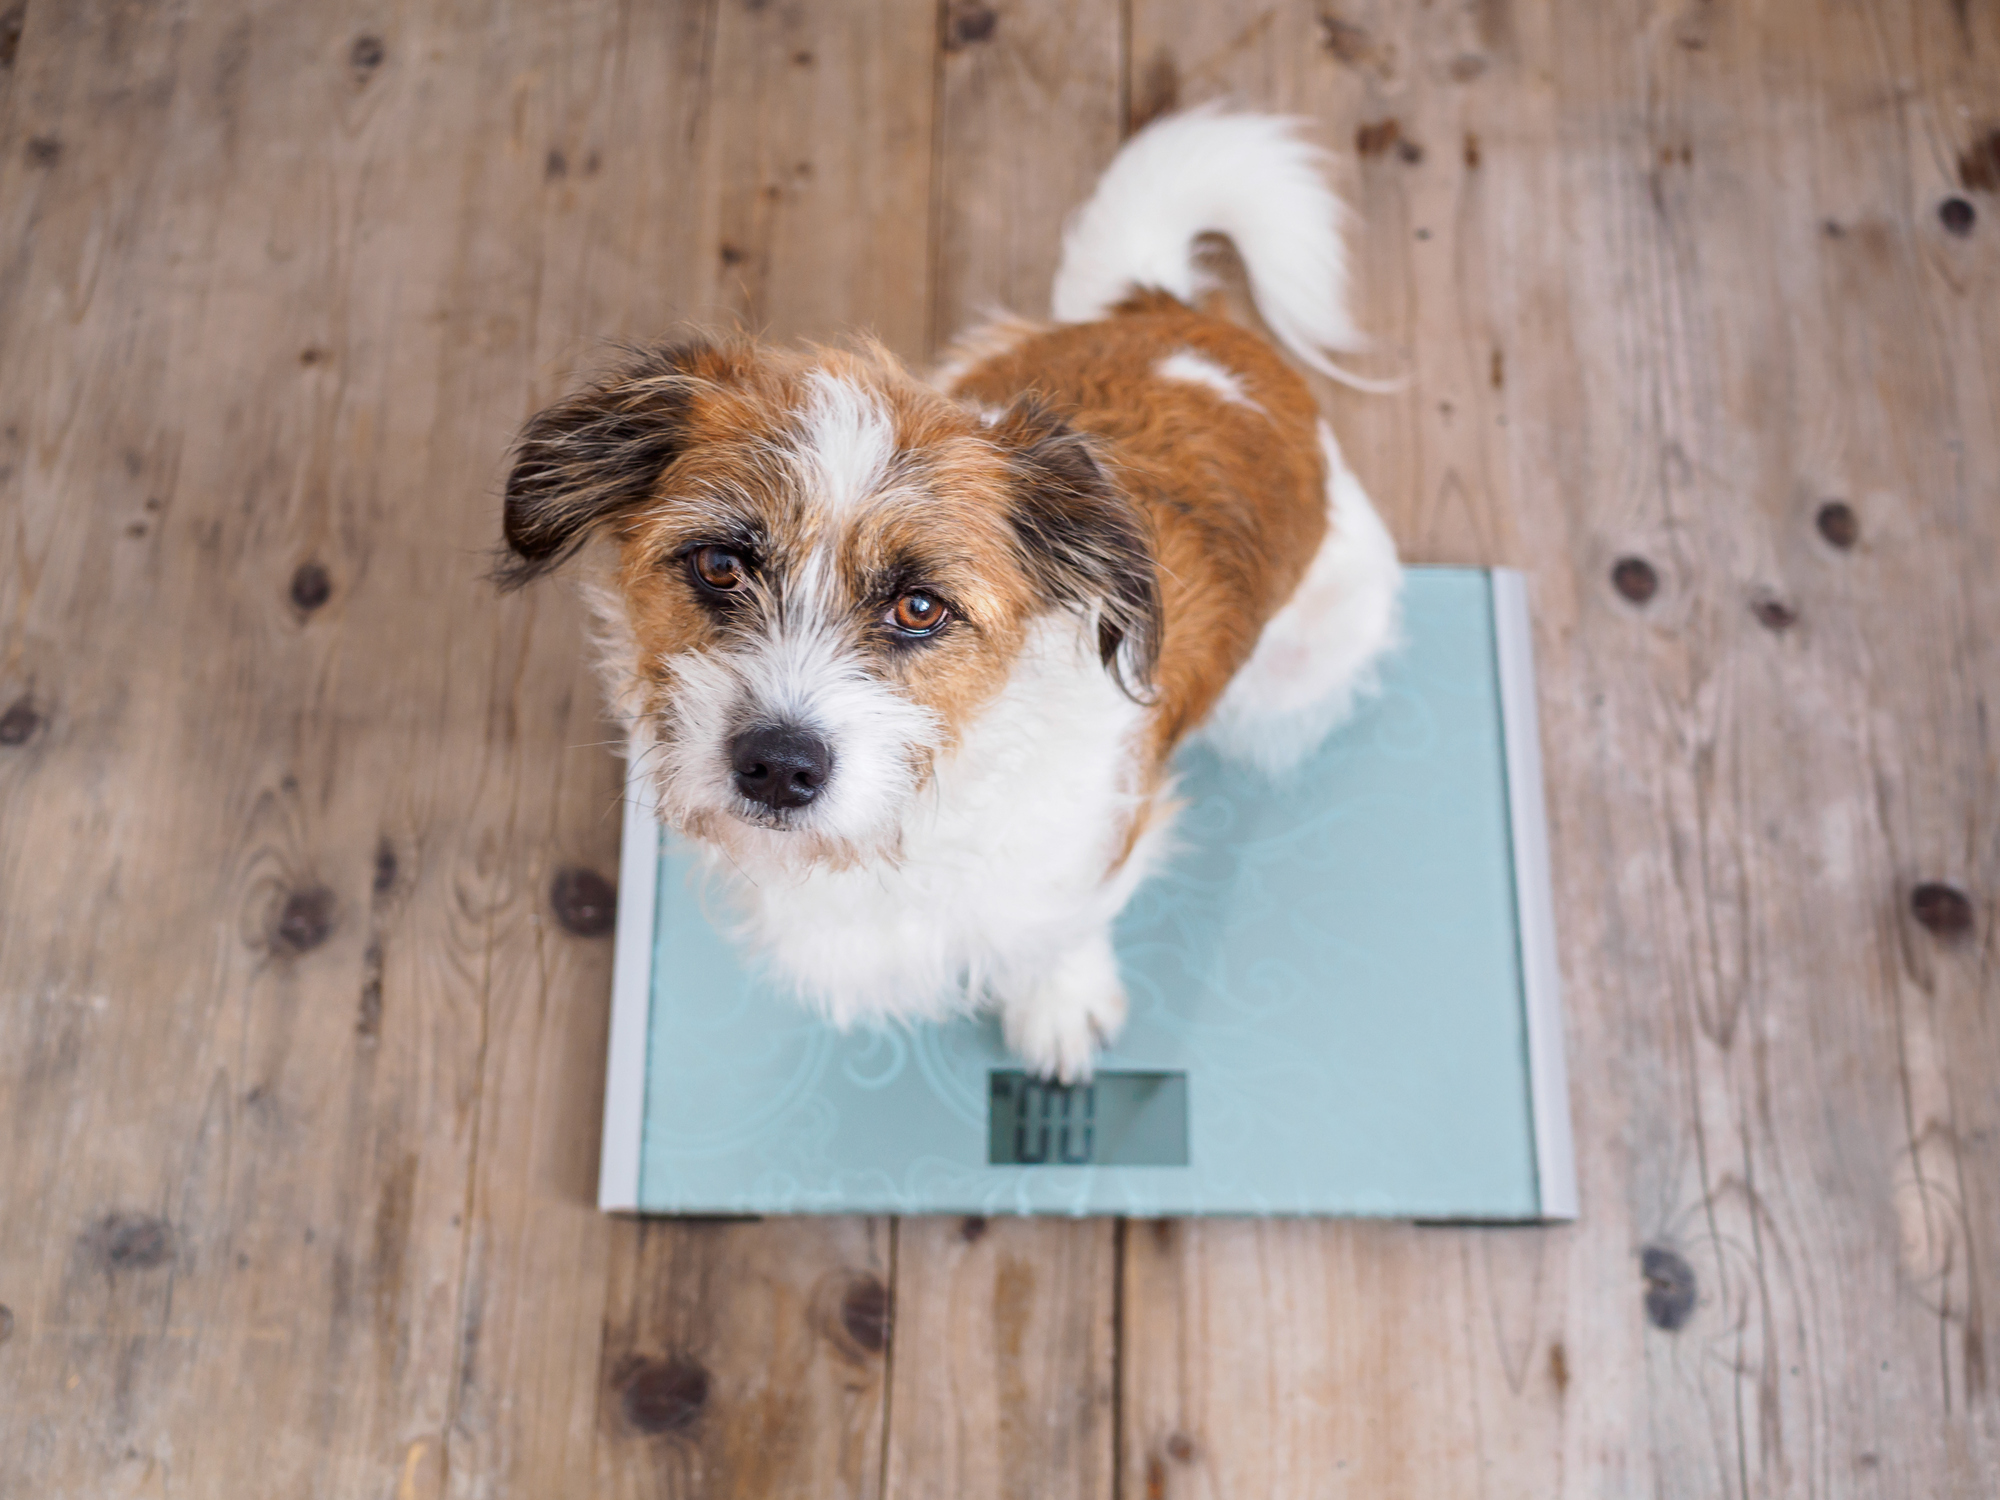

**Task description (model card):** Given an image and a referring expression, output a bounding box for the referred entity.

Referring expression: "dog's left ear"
[495,340,715,590]
[992,399,1161,699]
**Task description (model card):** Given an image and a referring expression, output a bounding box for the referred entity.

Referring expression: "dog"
[497,106,1402,1081]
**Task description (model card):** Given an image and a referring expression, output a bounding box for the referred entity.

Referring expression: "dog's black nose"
[730,724,833,810]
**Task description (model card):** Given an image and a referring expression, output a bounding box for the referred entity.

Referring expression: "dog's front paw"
[999,939,1128,1084]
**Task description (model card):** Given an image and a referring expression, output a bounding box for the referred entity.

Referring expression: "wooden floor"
[2,1,1997,1494]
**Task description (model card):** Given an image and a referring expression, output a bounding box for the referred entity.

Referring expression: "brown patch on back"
[945,292,1328,770]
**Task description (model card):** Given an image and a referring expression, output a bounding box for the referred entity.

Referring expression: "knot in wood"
[1910,882,1973,940]
[1750,595,1796,632]
[1640,1244,1696,1331]
[1320,17,1378,67]
[0,696,43,745]
[290,562,332,612]
[1355,119,1402,158]
[1611,556,1658,605]
[274,886,337,954]
[945,2,998,50]
[1961,129,2000,193]
[373,839,398,896]
[1939,197,1976,236]
[619,1354,709,1434]
[1815,500,1858,549]
[87,1212,174,1271]
[550,867,617,937]
[841,1274,891,1352]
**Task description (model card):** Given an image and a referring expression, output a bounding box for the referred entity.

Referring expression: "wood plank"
[1119,0,2000,1496]
[404,0,932,1494]
[444,2,929,1494]
[929,0,1125,351]
[596,1219,892,1500]
[410,9,723,1492]
[699,0,937,365]
[1116,10,1569,1495]
[881,6,1126,1497]
[0,3,652,1491]
[1882,5,2000,1482]
[0,2,919,1495]
[885,1217,1118,1500]
[1122,1219,1566,1497]
[0,6,495,1491]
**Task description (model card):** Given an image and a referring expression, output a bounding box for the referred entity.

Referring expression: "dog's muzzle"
[730,723,833,811]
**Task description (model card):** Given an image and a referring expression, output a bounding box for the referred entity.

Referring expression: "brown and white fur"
[498,106,1402,1080]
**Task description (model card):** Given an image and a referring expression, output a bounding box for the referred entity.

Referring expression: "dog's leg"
[998,927,1127,1084]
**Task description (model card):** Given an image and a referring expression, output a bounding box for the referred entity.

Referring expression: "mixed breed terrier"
[499,107,1403,1082]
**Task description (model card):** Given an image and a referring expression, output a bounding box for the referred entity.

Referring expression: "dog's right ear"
[989,398,1161,701]
[495,340,715,590]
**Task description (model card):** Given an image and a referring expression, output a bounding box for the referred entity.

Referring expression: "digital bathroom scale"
[597,567,1576,1220]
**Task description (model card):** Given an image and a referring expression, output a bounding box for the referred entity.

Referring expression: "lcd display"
[987,1071,1190,1167]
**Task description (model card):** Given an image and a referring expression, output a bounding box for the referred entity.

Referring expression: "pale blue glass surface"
[637,568,1540,1217]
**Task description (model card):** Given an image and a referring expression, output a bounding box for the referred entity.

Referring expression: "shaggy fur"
[499,107,1403,1080]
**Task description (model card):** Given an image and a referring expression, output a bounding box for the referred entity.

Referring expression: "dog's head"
[498,338,1159,869]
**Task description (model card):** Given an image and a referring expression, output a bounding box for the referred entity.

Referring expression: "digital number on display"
[986,1070,1189,1167]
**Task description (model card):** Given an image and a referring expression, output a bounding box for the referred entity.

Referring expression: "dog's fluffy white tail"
[1051,104,1373,385]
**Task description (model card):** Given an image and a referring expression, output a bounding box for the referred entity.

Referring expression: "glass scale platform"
[598,568,1575,1221]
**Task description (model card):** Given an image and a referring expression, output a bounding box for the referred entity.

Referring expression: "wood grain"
[886,1216,1118,1500]
[1122,1218,1569,1497]
[929,0,1125,347]
[699,0,936,364]
[1119,1,2000,1496]
[596,1219,892,1500]
[0,2,908,1495]
[450,3,929,1494]
[1,1,1996,1497]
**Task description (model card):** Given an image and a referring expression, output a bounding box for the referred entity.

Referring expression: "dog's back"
[942,105,1397,773]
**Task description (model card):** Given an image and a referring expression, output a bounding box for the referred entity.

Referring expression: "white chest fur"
[702,614,1166,1030]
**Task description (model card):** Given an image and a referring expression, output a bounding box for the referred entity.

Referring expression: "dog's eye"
[689,546,748,594]
[888,592,949,636]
